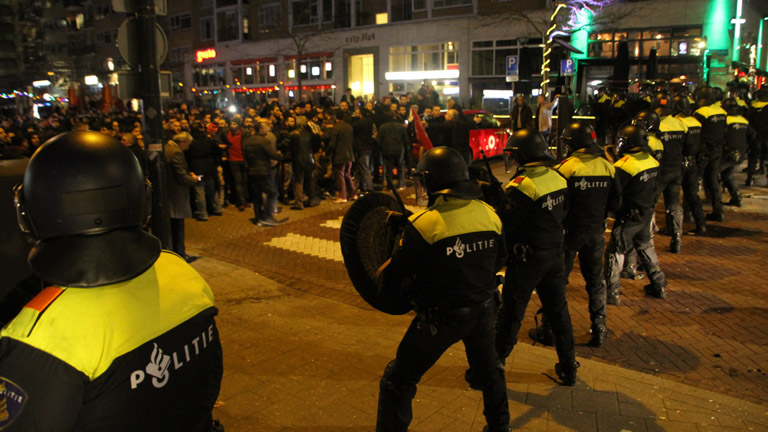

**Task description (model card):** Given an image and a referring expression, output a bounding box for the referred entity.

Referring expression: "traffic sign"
[506,55,519,82]
[561,58,575,76]
[116,17,168,67]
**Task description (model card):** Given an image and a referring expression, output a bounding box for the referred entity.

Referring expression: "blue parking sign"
[561,59,574,76]
[506,55,519,82]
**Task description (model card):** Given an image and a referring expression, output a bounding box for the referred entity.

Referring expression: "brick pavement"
[186,161,768,430]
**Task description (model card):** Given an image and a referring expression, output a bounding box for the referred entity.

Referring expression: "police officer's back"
[674,94,707,234]
[605,125,667,302]
[377,147,510,432]
[555,122,617,347]
[721,98,756,207]
[0,132,223,431]
[495,129,578,385]
[693,87,728,221]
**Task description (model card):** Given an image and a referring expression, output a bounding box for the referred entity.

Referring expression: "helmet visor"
[13,184,32,235]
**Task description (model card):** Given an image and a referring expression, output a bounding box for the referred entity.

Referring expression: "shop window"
[193,64,226,88]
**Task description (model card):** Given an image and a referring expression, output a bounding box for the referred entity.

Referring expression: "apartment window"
[258,3,281,32]
[200,0,213,7]
[217,10,240,41]
[217,0,238,6]
[471,39,543,78]
[170,13,192,31]
[432,0,471,8]
[96,30,118,44]
[170,46,191,66]
[201,17,214,41]
[292,0,318,26]
[95,3,112,18]
[413,0,426,10]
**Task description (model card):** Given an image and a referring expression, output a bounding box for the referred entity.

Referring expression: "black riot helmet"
[14,131,160,287]
[632,109,661,133]
[711,87,724,103]
[756,87,768,102]
[693,86,714,107]
[672,94,691,116]
[615,124,651,156]
[504,128,556,166]
[651,91,674,117]
[415,146,481,199]
[561,121,603,156]
[721,98,741,116]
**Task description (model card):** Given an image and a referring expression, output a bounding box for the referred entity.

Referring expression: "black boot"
[588,323,607,347]
[606,288,621,306]
[705,213,723,222]
[555,361,580,386]
[528,309,555,346]
[644,283,667,299]
[669,234,682,254]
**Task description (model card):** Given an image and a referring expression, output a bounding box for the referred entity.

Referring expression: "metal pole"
[137,0,171,249]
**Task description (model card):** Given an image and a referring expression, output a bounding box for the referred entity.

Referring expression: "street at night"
[187,159,768,431]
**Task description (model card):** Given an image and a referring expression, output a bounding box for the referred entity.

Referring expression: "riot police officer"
[746,88,768,186]
[605,125,668,303]
[721,98,756,207]
[633,109,663,161]
[495,129,578,385]
[556,122,618,347]
[651,92,688,253]
[0,131,223,431]
[693,87,728,222]
[377,147,510,432]
[674,95,707,235]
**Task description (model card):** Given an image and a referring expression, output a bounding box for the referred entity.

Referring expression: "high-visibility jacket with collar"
[676,115,702,157]
[725,115,754,155]
[502,165,567,251]
[657,115,688,170]
[554,150,617,231]
[0,252,222,432]
[614,151,660,219]
[385,196,506,310]
[693,105,727,152]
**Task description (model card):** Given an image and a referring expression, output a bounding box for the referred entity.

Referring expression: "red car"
[412,108,510,162]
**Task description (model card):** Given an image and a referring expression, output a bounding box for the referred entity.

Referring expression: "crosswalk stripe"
[264,233,344,262]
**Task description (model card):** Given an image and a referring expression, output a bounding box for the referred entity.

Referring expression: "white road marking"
[264,233,344,262]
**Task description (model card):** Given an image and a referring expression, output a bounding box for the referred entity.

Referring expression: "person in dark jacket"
[243,122,286,226]
[510,95,534,132]
[377,114,410,189]
[0,131,222,431]
[289,116,319,210]
[351,107,376,194]
[441,109,472,164]
[323,111,357,203]
[188,125,223,221]
[167,132,201,262]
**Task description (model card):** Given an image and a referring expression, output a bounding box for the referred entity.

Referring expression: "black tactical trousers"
[564,228,607,326]
[701,150,724,217]
[655,168,684,237]
[496,249,575,368]
[377,299,509,432]
[719,157,742,203]
[747,137,767,179]
[681,160,706,230]
[605,211,667,294]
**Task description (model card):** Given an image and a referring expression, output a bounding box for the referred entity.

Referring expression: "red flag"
[102,84,113,113]
[411,106,432,150]
[68,85,78,108]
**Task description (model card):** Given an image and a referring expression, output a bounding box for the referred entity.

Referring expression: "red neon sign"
[196,49,217,63]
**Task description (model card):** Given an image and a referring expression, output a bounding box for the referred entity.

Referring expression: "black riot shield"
[339,192,413,315]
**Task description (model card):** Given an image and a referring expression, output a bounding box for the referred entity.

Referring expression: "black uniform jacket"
[0,252,222,432]
[502,165,567,251]
[386,196,506,310]
[693,105,727,152]
[725,115,754,155]
[658,116,688,171]
[676,115,702,158]
[554,150,617,231]
[613,151,660,219]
